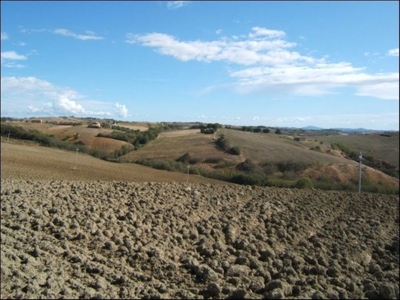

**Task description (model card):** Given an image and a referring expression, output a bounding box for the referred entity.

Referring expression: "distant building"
[90,122,101,128]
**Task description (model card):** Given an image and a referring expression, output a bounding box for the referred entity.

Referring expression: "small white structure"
[91,122,101,128]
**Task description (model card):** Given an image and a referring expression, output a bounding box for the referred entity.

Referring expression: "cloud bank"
[127,27,399,100]
[1,77,127,118]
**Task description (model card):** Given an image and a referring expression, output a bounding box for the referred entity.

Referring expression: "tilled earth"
[1,180,399,299]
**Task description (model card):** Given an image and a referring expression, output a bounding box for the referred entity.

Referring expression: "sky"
[1,1,399,130]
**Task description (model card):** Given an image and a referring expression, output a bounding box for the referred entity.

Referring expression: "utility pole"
[358,151,363,193]
[74,148,79,170]
[186,164,191,184]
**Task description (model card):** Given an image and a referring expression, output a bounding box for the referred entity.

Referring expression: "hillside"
[219,129,351,165]
[309,133,399,169]
[0,140,230,185]
[121,129,242,167]
[1,120,398,193]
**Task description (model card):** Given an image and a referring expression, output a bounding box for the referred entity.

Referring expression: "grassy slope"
[120,129,242,165]
[308,133,399,168]
[7,122,132,153]
[219,128,353,165]
[4,121,398,191]
[0,140,231,184]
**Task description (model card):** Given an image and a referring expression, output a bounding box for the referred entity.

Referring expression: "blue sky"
[1,1,399,130]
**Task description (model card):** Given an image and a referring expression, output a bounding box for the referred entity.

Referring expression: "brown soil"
[1,140,399,299]
[0,141,229,184]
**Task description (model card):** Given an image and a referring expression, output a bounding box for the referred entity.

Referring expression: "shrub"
[229,146,241,155]
[262,163,277,176]
[230,173,265,186]
[310,145,321,152]
[176,153,200,165]
[216,134,241,155]
[295,177,314,189]
[236,159,257,173]
[204,157,223,164]
[201,128,215,134]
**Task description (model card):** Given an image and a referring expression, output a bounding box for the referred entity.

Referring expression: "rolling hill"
[1,119,398,193]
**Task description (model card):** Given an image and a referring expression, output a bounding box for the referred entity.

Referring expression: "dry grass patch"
[301,163,399,188]
[121,129,241,165]
[220,128,351,165]
[314,133,399,168]
[0,141,231,184]
[116,122,149,131]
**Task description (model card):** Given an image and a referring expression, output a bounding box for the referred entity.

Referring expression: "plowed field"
[1,140,399,299]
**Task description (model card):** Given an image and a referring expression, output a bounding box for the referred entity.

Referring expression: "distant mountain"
[330,128,396,134]
[293,125,396,133]
[301,126,323,130]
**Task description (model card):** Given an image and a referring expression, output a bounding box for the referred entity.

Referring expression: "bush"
[216,134,241,155]
[176,153,201,165]
[201,128,215,134]
[230,173,266,186]
[236,159,257,173]
[204,157,223,164]
[295,177,314,189]
[229,146,241,155]
[310,145,321,152]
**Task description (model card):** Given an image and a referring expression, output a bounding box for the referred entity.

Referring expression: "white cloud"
[387,48,399,57]
[167,1,190,10]
[1,32,9,40]
[1,51,28,68]
[364,52,379,57]
[128,27,399,100]
[54,28,104,41]
[127,28,297,65]
[1,76,119,116]
[115,102,128,118]
[248,27,286,39]
[1,51,27,61]
[355,82,399,100]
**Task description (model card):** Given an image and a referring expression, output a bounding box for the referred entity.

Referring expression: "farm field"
[2,120,398,192]
[121,129,242,166]
[1,122,399,299]
[1,178,399,299]
[219,129,352,165]
[308,133,399,169]
[0,140,229,185]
